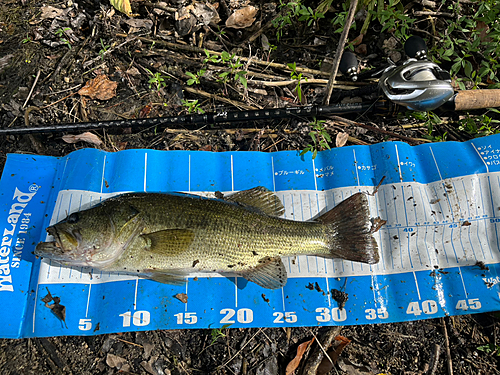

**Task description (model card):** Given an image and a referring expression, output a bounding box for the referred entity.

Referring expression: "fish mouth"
[34,226,80,261]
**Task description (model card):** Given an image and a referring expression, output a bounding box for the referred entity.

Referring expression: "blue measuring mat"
[2,134,500,338]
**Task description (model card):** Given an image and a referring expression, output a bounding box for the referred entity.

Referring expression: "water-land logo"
[0,185,39,292]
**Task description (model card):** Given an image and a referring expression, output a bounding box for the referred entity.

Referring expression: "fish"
[35,187,380,289]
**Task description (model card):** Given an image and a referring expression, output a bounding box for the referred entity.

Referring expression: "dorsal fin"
[227,187,284,217]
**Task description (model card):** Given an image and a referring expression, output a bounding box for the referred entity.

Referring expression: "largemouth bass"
[35,187,379,289]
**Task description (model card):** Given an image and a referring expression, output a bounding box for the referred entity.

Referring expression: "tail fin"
[318,193,379,264]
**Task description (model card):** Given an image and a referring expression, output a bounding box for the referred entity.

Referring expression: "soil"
[1,0,500,374]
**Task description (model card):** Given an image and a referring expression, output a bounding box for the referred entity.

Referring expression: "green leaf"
[464,61,473,78]
[451,61,462,75]
[238,75,247,89]
[109,0,132,15]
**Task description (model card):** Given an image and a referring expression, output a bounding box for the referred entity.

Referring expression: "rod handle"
[454,90,500,111]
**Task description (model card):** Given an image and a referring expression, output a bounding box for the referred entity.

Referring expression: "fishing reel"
[339,36,455,111]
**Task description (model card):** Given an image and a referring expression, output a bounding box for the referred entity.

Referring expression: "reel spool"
[379,60,455,111]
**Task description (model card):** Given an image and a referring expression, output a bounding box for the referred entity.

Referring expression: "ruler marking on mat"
[312,158,318,191]
[395,144,403,182]
[458,266,468,297]
[134,278,139,310]
[231,154,234,192]
[353,149,360,186]
[100,154,106,194]
[144,153,148,192]
[85,283,92,318]
[413,271,421,300]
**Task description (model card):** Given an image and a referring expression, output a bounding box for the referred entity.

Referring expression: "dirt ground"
[1,0,500,374]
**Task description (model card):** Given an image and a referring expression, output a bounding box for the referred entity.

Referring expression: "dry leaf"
[261,33,270,51]
[225,6,258,29]
[123,18,153,30]
[62,132,103,147]
[477,21,491,43]
[336,132,349,148]
[192,2,220,26]
[350,33,364,46]
[317,336,351,375]
[285,337,315,375]
[106,353,127,369]
[175,4,195,21]
[40,5,64,19]
[109,0,132,16]
[78,75,118,100]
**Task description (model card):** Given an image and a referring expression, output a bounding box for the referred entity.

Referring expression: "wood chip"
[174,293,188,303]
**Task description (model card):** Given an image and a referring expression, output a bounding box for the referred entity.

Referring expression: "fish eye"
[67,212,79,224]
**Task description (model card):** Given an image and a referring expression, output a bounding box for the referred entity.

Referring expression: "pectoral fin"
[141,229,194,256]
[238,257,287,289]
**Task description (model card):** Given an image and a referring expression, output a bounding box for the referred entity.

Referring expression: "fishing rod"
[1,102,385,135]
[2,37,499,135]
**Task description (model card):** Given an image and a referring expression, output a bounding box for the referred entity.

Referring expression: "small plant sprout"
[288,62,307,103]
[181,99,205,114]
[300,118,331,159]
[55,27,72,49]
[408,111,446,142]
[204,50,220,64]
[146,69,166,92]
[458,110,500,137]
[208,51,247,90]
[99,38,110,60]
[476,343,500,356]
[210,324,232,345]
[22,33,32,44]
[186,69,206,86]
[298,5,325,28]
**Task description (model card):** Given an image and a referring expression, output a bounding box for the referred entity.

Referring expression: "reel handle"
[339,51,359,81]
[404,36,428,60]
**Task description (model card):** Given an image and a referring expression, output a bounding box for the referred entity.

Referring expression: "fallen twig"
[302,327,342,375]
[425,343,441,375]
[327,115,431,144]
[441,317,454,375]
[183,86,259,110]
[23,70,41,109]
[323,0,359,105]
[83,37,136,69]
[116,33,331,77]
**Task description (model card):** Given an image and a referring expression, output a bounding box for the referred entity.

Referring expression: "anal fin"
[237,257,287,289]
